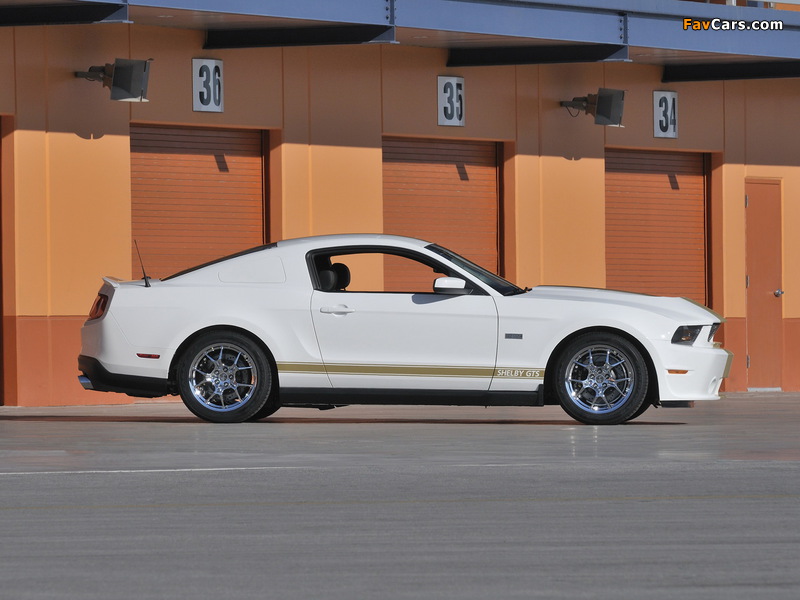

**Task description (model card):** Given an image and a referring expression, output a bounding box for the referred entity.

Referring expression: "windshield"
[427,244,526,296]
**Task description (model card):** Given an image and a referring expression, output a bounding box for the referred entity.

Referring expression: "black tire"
[176,331,277,423]
[554,332,648,425]
[247,369,281,422]
[626,400,653,422]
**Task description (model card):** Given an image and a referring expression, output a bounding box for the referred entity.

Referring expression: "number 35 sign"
[193,59,224,113]
[438,76,465,127]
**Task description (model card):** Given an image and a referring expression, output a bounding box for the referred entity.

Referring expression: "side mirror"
[433,277,470,295]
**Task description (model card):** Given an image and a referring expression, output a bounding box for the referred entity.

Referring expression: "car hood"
[522,286,723,323]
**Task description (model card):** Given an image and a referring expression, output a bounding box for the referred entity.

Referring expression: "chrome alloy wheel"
[564,344,635,414]
[187,343,258,412]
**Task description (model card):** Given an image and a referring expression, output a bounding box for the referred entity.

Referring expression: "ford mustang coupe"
[78,234,732,425]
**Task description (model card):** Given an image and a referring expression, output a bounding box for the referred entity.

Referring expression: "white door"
[309,251,498,390]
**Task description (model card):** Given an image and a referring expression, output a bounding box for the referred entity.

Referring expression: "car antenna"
[134,240,151,288]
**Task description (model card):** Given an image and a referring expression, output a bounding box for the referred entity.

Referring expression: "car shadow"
[262,417,685,426]
[0,414,685,426]
[0,415,201,424]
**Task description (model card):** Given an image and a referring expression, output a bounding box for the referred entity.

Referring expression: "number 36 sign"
[193,59,224,113]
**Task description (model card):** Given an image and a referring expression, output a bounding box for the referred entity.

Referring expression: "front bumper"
[656,344,734,402]
[78,355,171,398]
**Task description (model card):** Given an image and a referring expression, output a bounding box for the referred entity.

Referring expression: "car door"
[309,249,498,390]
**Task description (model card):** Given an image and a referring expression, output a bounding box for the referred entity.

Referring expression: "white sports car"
[78,234,733,425]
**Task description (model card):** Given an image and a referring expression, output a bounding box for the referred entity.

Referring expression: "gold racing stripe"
[278,362,545,379]
[325,364,493,378]
[277,362,328,375]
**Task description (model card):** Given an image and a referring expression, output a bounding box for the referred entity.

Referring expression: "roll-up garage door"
[382,137,499,291]
[605,149,707,305]
[130,125,266,279]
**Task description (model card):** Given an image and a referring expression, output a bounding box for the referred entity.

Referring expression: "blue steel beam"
[627,11,800,60]
[56,1,800,61]
[394,0,800,60]
[127,0,391,27]
[394,0,627,46]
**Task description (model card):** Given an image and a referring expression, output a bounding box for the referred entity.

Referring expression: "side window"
[313,251,449,294]
[382,254,442,293]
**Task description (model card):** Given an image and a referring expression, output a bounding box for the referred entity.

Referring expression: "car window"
[311,250,463,294]
[427,244,524,296]
[163,243,277,281]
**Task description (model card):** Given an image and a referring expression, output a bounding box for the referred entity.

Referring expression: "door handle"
[320,305,355,315]
[774,289,785,297]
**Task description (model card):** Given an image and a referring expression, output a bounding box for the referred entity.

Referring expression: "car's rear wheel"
[176,331,277,423]
[554,332,648,425]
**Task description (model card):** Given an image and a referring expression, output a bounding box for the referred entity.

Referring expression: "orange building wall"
[382,46,518,141]
[307,46,384,237]
[502,65,541,285]
[4,25,136,405]
[3,23,800,405]
[274,47,312,241]
[129,27,284,129]
[741,79,800,390]
[537,63,607,288]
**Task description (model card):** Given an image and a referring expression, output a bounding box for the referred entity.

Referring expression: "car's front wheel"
[176,331,277,423]
[554,332,648,425]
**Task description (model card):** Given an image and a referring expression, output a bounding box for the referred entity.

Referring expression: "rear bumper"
[78,355,171,398]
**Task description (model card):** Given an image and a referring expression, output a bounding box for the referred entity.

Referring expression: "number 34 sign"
[653,91,678,138]
[193,59,224,113]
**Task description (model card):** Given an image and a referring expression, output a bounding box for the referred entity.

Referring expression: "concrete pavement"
[0,392,798,599]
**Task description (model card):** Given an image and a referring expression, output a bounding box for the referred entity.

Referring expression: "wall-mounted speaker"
[75,58,152,102]
[592,88,624,126]
[560,87,625,126]
[110,59,151,102]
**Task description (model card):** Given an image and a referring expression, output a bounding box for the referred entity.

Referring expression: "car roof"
[164,234,434,282]
[275,233,432,251]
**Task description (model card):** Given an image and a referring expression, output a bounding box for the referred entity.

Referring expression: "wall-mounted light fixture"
[560,88,624,126]
[75,58,153,102]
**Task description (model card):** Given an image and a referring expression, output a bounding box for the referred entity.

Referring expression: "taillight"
[88,293,109,320]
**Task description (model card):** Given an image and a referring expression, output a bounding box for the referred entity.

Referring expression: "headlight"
[672,325,702,345]
[708,322,721,342]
